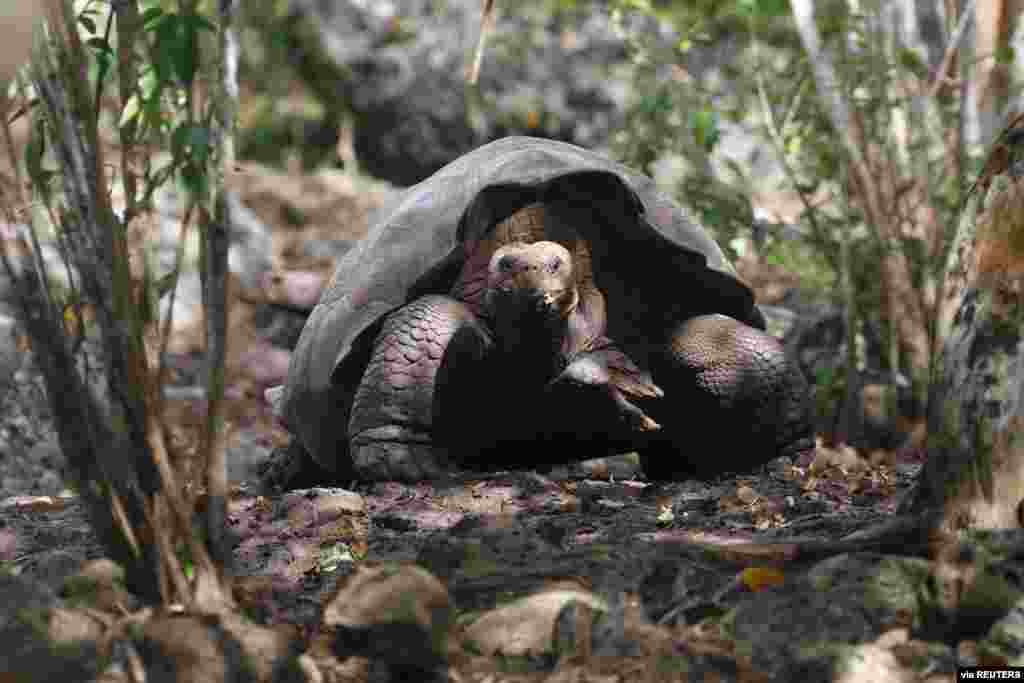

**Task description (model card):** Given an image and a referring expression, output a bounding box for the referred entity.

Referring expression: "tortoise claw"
[607,385,662,433]
[638,415,662,432]
[554,353,663,434]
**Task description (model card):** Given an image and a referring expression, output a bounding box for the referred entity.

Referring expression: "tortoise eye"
[498,255,515,271]
[548,256,562,273]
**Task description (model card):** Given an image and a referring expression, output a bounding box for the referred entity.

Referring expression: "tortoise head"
[483,240,579,349]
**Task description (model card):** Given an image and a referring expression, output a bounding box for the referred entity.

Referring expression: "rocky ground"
[2,362,953,681]
[0,161,1017,681]
[7,365,1022,681]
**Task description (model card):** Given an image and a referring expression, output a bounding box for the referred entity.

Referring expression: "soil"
[0,160,939,680]
[0,361,924,624]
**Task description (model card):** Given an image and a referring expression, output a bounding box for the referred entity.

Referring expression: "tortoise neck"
[563,288,606,358]
[491,316,572,381]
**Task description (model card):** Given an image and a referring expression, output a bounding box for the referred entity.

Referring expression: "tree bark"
[970,0,1016,147]
[912,133,1024,530]
[791,0,933,378]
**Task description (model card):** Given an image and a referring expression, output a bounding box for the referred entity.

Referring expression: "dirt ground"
[0,158,971,682]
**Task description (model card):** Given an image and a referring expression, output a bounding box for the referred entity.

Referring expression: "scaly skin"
[346,239,662,481]
[347,295,490,481]
[342,205,812,482]
[669,315,812,459]
[639,314,814,479]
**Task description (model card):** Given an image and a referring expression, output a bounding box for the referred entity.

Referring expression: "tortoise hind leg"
[639,314,814,480]
[259,438,342,493]
[348,295,492,481]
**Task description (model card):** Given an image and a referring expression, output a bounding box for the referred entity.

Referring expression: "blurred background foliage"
[160,0,1017,448]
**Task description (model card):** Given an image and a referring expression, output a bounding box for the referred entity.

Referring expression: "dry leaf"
[740,567,785,592]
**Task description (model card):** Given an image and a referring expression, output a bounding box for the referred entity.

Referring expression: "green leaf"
[140,6,166,30]
[181,552,194,581]
[152,13,192,86]
[88,36,114,104]
[756,0,790,17]
[180,162,208,199]
[736,0,757,14]
[785,134,803,156]
[896,47,925,74]
[153,271,180,299]
[689,107,720,152]
[153,12,201,87]
[25,119,46,183]
[189,13,217,33]
[171,123,213,163]
[618,0,653,11]
[736,0,788,17]
[639,90,673,115]
[189,127,212,162]
[701,205,723,228]
[171,122,190,160]
[139,67,162,101]
[120,94,141,128]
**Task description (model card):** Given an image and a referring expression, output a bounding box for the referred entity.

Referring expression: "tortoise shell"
[281,136,762,469]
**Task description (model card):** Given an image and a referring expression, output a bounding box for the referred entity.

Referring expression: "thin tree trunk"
[912,132,1024,530]
[972,0,1015,146]
[792,0,932,377]
[195,0,238,605]
[5,0,238,606]
[834,220,862,446]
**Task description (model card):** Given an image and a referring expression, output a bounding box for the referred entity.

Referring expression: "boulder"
[292,0,676,185]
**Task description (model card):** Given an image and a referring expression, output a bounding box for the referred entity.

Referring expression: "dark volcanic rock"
[764,293,922,453]
[293,0,676,185]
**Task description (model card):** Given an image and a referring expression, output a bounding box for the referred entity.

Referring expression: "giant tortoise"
[269,136,813,485]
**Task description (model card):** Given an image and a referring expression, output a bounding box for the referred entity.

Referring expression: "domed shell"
[282,136,762,470]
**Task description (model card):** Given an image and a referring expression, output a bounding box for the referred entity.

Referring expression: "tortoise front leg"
[639,314,814,480]
[545,339,664,439]
[347,295,492,481]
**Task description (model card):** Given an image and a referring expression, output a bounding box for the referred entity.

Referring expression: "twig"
[113,0,141,224]
[926,0,977,101]
[156,202,194,394]
[468,0,496,85]
[2,81,60,325]
[91,8,115,126]
[754,64,838,272]
[189,0,240,606]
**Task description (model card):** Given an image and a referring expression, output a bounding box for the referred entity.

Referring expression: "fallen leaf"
[740,567,785,592]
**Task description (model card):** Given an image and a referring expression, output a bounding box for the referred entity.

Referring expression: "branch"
[754,66,838,273]
[114,0,142,224]
[468,0,496,85]
[790,0,882,227]
[190,0,240,608]
[926,0,977,101]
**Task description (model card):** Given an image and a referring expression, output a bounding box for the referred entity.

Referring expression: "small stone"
[27,439,62,466]
[61,559,137,614]
[464,587,607,657]
[322,563,453,673]
[30,549,84,590]
[35,471,64,496]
